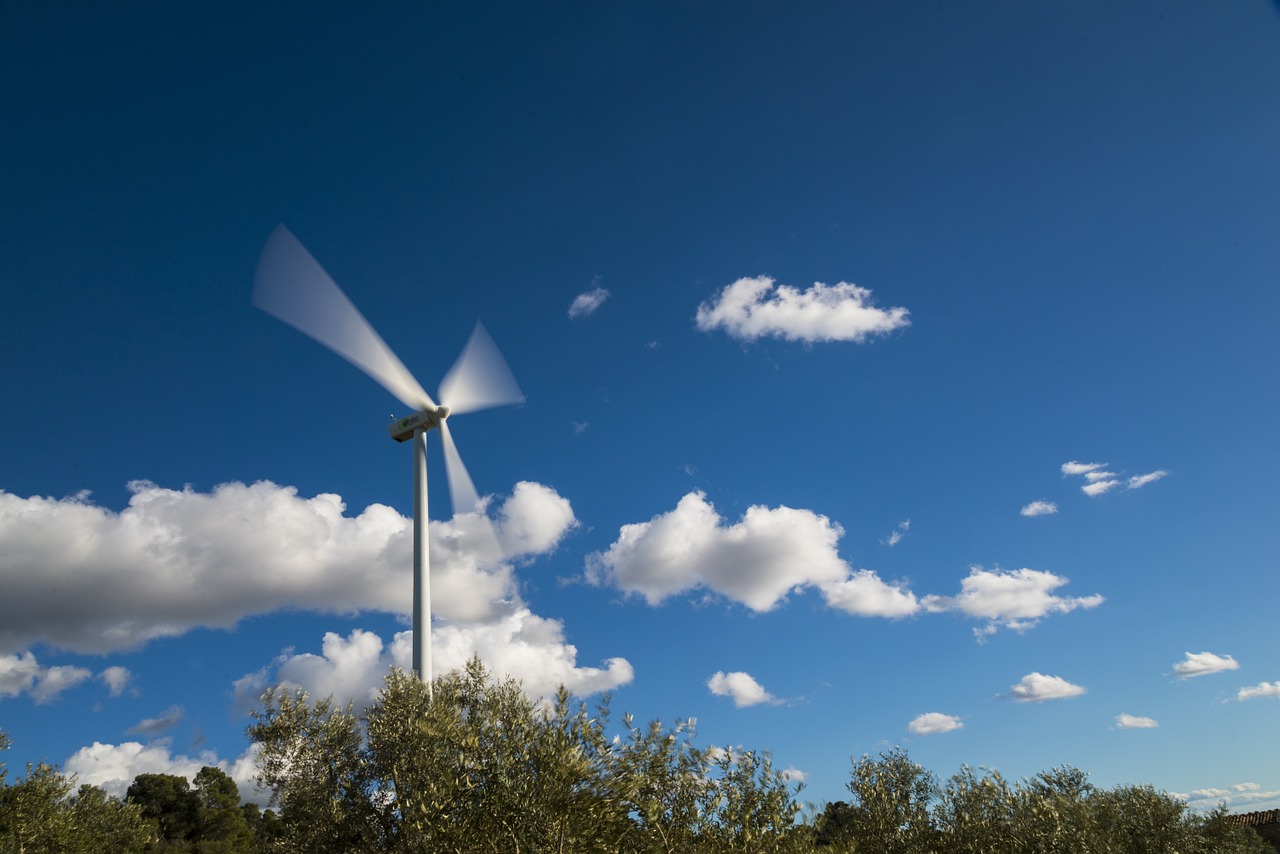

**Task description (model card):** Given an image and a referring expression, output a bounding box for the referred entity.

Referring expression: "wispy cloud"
[1174,781,1280,813]
[1127,470,1169,490]
[908,712,963,735]
[707,671,777,708]
[1061,461,1108,476]
[1114,713,1159,729]
[1009,672,1086,703]
[882,519,910,546]
[695,277,909,344]
[1173,651,1239,679]
[568,283,610,319]
[127,705,184,736]
[1061,460,1168,497]
[99,666,132,698]
[1237,681,1280,701]
[1081,479,1121,496]
[1020,500,1058,517]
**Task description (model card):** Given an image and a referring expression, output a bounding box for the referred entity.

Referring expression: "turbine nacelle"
[388,405,451,443]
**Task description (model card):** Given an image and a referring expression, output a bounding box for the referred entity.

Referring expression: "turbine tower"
[252,224,523,691]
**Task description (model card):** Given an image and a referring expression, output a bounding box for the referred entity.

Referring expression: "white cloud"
[0,479,577,654]
[908,712,963,735]
[127,705,184,736]
[1174,782,1280,812]
[1173,651,1240,679]
[695,277,909,344]
[1081,479,1120,496]
[1127,470,1169,490]
[236,614,633,712]
[1061,461,1107,476]
[1237,681,1280,701]
[1009,672,1086,703]
[1114,713,1159,729]
[820,570,921,618]
[707,671,776,708]
[0,651,93,703]
[588,499,1100,637]
[882,519,910,546]
[779,767,808,784]
[923,567,1104,638]
[1060,460,1167,497]
[1020,500,1058,517]
[585,491,849,611]
[99,666,132,697]
[63,739,262,804]
[568,286,610,319]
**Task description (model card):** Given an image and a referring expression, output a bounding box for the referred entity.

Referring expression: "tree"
[249,690,377,853]
[842,747,938,854]
[250,658,806,853]
[127,772,202,849]
[0,755,155,853]
[192,766,253,853]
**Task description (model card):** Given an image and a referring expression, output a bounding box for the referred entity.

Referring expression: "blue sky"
[2,1,1279,813]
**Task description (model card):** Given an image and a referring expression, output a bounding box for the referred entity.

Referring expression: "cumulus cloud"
[588,498,1100,638]
[64,739,261,803]
[1009,673,1086,703]
[585,491,849,611]
[127,705,184,736]
[1081,479,1121,496]
[0,651,93,703]
[695,277,909,344]
[923,567,1104,638]
[1020,500,1058,517]
[568,285,610,319]
[821,570,921,618]
[1237,681,1280,701]
[235,615,633,711]
[707,671,776,708]
[908,712,963,735]
[1114,713,1159,729]
[779,767,808,784]
[1173,651,1240,679]
[0,479,577,654]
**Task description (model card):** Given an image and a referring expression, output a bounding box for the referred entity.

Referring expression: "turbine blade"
[437,420,481,516]
[438,420,505,562]
[253,224,435,412]
[437,322,524,415]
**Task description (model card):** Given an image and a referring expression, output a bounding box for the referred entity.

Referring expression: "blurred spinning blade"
[253,224,435,412]
[438,322,524,416]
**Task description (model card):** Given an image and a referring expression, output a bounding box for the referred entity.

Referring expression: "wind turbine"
[252,224,523,691]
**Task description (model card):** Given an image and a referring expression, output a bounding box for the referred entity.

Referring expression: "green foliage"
[0,756,156,853]
[250,658,805,853]
[822,748,1272,854]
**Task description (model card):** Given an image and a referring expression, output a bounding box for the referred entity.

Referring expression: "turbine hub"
[435,405,451,420]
